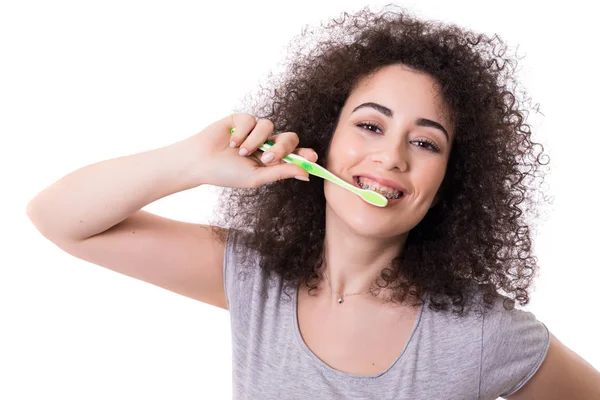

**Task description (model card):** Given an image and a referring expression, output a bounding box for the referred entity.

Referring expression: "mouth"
[352,175,406,202]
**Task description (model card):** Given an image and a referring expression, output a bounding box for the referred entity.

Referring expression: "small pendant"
[337,296,343,304]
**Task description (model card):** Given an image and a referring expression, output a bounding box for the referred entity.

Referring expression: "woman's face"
[324,64,454,239]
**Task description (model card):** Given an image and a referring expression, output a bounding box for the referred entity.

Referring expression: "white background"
[2,0,598,399]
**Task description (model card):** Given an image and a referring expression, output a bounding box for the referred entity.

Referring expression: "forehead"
[346,64,452,126]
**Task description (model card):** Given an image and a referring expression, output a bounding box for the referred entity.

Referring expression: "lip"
[352,173,408,195]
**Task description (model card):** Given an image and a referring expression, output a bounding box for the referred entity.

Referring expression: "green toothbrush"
[229,128,388,207]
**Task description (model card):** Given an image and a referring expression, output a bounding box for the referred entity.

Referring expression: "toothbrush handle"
[228,128,294,163]
[259,141,304,166]
[259,141,294,162]
[260,141,356,191]
[228,129,386,206]
[229,129,353,191]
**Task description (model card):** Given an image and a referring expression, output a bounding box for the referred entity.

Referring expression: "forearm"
[26,138,198,241]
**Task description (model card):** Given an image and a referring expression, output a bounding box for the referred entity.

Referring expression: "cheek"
[416,165,446,198]
[326,133,364,171]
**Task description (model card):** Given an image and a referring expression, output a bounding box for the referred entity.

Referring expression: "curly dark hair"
[210,5,550,315]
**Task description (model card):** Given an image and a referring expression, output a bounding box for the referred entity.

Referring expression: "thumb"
[250,163,309,187]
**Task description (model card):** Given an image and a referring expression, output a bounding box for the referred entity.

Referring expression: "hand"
[186,113,318,188]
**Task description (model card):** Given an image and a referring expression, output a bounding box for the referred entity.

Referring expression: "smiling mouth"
[352,176,405,200]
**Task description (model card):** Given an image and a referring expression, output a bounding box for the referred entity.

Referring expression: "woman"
[27,6,600,399]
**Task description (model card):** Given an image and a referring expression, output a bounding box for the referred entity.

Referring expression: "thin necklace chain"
[323,271,375,304]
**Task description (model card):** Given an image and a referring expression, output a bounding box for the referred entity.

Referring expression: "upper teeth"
[357,177,402,199]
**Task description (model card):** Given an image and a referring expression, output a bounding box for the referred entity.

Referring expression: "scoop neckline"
[291,283,426,380]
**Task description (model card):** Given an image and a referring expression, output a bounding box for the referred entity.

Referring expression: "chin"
[349,218,405,239]
[324,185,411,239]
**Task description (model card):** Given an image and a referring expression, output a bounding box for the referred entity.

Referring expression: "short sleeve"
[222,228,234,310]
[479,298,550,398]
[222,228,261,314]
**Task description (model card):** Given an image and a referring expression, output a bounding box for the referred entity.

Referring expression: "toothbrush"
[229,128,388,207]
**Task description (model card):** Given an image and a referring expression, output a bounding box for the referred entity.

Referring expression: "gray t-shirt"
[223,229,550,399]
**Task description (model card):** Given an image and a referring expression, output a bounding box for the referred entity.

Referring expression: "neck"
[320,209,408,301]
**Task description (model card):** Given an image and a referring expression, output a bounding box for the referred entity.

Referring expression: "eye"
[356,122,442,153]
[412,139,441,153]
[356,121,383,134]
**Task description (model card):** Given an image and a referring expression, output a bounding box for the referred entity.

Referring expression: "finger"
[228,113,258,148]
[257,131,299,164]
[293,148,319,163]
[249,163,310,188]
[237,118,275,157]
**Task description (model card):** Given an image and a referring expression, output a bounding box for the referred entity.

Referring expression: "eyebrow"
[352,102,449,142]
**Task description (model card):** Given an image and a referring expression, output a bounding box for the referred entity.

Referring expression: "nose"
[370,140,409,172]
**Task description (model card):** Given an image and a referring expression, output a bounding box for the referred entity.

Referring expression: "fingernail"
[238,147,248,156]
[230,140,237,148]
[313,151,318,161]
[295,176,310,182]
[261,152,275,163]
